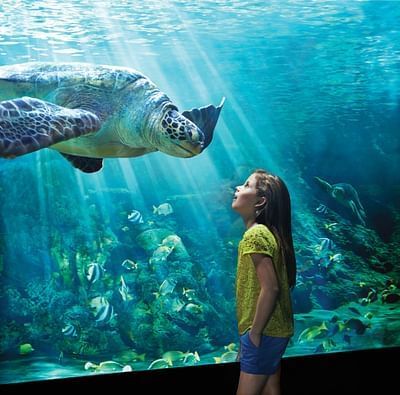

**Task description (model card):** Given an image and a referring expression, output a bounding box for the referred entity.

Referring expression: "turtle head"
[157,108,205,157]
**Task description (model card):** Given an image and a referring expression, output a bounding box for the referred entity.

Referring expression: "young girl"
[232,169,296,395]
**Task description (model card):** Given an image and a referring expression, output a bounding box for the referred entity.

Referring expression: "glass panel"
[0,0,399,384]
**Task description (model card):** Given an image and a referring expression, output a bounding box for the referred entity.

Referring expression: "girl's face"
[232,173,260,215]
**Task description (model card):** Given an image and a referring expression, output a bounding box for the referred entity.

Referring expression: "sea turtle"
[0,62,225,173]
[314,176,366,226]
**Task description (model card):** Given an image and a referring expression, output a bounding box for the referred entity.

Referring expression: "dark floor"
[1,347,398,394]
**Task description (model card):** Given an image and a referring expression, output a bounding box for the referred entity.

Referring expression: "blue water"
[0,0,399,384]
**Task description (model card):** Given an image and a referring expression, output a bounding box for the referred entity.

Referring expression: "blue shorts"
[239,331,289,375]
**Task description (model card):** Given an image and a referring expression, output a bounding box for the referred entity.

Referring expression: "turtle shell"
[0,62,146,100]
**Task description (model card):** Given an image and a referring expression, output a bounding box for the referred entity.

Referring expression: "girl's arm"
[249,253,280,346]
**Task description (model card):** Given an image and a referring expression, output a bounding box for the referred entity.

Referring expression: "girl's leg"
[261,364,281,395]
[236,371,269,395]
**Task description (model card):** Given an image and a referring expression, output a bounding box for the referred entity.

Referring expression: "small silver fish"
[86,262,105,284]
[95,300,116,325]
[128,210,144,224]
[121,259,138,271]
[153,203,173,216]
[318,237,335,253]
[119,275,133,301]
[316,204,328,214]
[62,324,78,337]
[159,278,177,296]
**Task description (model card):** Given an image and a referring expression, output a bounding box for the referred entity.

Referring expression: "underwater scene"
[0,0,399,385]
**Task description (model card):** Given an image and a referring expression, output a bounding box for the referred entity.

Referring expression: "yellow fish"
[298,322,328,343]
[19,343,34,355]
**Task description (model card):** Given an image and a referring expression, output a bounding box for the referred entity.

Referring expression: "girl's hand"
[249,330,261,348]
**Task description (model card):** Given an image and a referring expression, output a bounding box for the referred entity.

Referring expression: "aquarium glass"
[0,0,399,384]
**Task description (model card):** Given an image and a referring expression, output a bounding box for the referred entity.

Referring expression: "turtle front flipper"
[182,97,225,150]
[0,96,100,158]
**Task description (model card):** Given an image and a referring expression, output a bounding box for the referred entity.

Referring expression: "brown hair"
[253,169,296,288]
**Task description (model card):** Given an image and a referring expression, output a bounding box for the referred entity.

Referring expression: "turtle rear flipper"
[182,97,225,150]
[60,153,103,173]
[349,200,366,226]
[0,96,100,158]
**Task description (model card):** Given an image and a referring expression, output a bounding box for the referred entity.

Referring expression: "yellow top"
[236,224,294,337]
